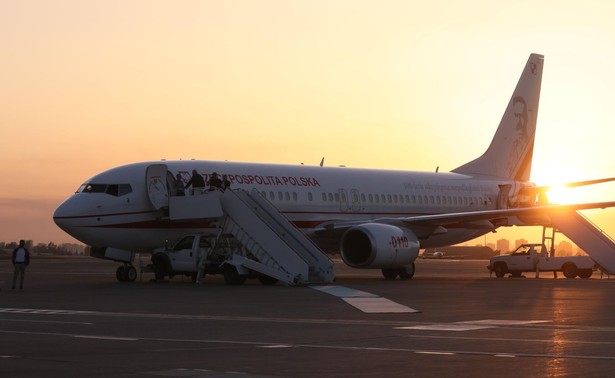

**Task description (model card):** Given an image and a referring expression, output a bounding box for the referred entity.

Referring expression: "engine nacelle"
[340,223,420,269]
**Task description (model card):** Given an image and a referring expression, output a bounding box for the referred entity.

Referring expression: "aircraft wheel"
[116,266,126,282]
[397,263,415,280]
[562,263,578,279]
[124,266,137,282]
[382,268,398,280]
[493,263,507,278]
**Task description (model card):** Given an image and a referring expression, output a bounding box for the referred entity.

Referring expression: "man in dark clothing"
[12,240,30,290]
[221,174,231,191]
[208,172,223,191]
[174,173,185,196]
[184,169,205,194]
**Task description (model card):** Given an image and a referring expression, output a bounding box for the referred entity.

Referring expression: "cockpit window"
[78,183,133,197]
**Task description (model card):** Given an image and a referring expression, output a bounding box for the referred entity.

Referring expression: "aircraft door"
[497,184,512,209]
[338,189,349,212]
[146,164,169,210]
[350,189,361,212]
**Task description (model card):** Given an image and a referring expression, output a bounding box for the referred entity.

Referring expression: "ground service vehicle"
[149,234,280,285]
[488,243,595,279]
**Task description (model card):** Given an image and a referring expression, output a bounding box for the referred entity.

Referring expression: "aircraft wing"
[314,201,615,237]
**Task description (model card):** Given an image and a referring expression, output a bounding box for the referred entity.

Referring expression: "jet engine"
[340,223,420,269]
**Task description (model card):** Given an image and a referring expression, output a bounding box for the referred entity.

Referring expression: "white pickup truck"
[488,243,595,279]
[149,234,279,285]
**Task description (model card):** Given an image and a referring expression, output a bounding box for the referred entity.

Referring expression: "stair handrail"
[575,210,615,245]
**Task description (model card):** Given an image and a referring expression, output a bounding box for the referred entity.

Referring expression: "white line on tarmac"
[2,329,615,361]
[0,318,93,325]
[402,334,615,346]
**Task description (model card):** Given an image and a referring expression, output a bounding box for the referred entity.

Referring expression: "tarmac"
[2,256,615,377]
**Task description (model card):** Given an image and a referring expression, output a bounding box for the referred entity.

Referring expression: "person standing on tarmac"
[184,169,205,194]
[12,240,30,290]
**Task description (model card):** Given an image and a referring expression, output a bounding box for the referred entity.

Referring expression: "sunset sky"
[1,1,614,247]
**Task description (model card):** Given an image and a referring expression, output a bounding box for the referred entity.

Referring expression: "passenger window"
[308,192,313,201]
[292,192,297,201]
[278,192,283,201]
[335,193,340,202]
[285,192,290,201]
[322,193,327,201]
[328,193,333,202]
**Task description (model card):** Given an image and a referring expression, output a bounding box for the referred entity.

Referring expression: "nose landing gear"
[116,264,137,282]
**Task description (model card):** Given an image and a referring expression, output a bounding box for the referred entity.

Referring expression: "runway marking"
[396,324,494,331]
[459,319,552,326]
[0,308,95,315]
[0,318,93,325]
[402,334,615,346]
[143,368,261,377]
[73,335,139,341]
[2,329,615,361]
[396,319,552,331]
[311,285,420,313]
[311,285,379,298]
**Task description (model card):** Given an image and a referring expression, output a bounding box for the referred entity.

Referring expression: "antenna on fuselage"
[320,157,324,167]
[436,166,439,173]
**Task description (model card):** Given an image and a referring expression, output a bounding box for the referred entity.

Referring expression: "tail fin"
[452,53,544,181]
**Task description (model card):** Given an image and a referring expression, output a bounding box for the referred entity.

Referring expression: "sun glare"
[545,185,578,204]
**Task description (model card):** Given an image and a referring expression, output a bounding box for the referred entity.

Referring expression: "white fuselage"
[53,160,516,252]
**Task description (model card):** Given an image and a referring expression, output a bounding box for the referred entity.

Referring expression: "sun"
[545,184,579,205]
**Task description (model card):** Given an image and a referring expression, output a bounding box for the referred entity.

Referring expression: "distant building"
[496,239,510,254]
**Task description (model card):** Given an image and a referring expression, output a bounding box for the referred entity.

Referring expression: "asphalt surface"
[1,256,615,377]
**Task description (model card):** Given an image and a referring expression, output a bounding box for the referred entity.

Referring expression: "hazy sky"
[1,0,614,246]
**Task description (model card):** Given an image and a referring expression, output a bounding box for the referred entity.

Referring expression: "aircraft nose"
[53,196,80,233]
[53,200,68,229]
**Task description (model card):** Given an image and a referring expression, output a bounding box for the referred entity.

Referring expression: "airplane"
[53,53,615,283]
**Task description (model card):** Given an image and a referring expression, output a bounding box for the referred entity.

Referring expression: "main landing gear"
[116,264,137,282]
[382,263,415,280]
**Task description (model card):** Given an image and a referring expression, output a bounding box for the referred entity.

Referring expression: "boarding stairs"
[547,209,615,275]
[214,189,334,285]
[179,188,333,285]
